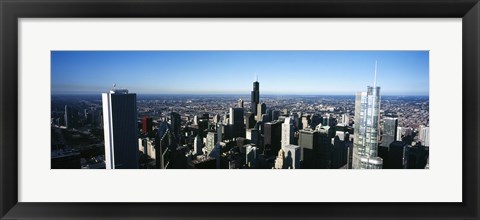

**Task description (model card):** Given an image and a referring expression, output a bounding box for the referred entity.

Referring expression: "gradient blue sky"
[51,51,429,96]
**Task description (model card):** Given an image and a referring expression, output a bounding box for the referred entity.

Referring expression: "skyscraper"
[245,144,258,168]
[256,103,266,121]
[341,114,350,125]
[381,117,398,148]
[64,105,75,129]
[331,136,348,169]
[156,121,178,169]
[142,116,153,133]
[170,112,181,141]
[281,117,294,148]
[274,149,285,169]
[291,112,300,130]
[251,79,260,114]
[250,128,260,149]
[418,125,430,146]
[272,110,280,121]
[238,99,244,108]
[301,115,310,129]
[102,88,139,169]
[213,114,221,124]
[404,144,429,169]
[313,126,333,169]
[321,114,331,127]
[194,135,203,155]
[206,131,217,152]
[396,127,403,141]
[387,141,407,169]
[352,62,383,169]
[264,121,282,156]
[298,129,317,168]
[229,107,245,138]
[193,115,199,125]
[245,112,256,129]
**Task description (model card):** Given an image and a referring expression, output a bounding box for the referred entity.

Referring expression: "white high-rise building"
[352,62,383,169]
[274,149,285,169]
[193,115,198,125]
[341,114,350,125]
[194,135,203,155]
[146,138,155,160]
[424,129,430,147]
[102,88,139,169]
[238,99,244,108]
[396,126,403,141]
[213,114,220,124]
[245,144,258,168]
[418,125,430,146]
[246,129,252,140]
[256,103,266,122]
[301,115,309,129]
[205,132,217,152]
[138,137,156,160]
[281,117,294,148]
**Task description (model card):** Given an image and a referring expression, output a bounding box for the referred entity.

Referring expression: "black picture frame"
[1,0,479,219]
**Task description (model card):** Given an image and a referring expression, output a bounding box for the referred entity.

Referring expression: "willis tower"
[251,76,259,114]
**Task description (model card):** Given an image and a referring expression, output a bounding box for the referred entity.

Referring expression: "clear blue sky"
[51,51,429,96]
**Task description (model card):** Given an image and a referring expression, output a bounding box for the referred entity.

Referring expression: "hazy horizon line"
[51,92,429,97]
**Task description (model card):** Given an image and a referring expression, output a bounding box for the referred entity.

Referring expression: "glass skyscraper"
[381,117,398,148]
[353,85,383,169]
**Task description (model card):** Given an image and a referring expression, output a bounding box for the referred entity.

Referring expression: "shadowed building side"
[251,79,259,114]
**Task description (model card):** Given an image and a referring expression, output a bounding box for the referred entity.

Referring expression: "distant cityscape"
[51,81,429,169]
[51,51,429,169]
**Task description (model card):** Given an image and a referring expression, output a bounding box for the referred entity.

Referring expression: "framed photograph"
[1,0,479,219]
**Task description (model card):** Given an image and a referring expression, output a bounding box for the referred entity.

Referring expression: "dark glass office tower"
[102,89,139,169]
[272,110,280,121]
[316,126,333,169]
[381,117,398,148]
[386,141,407,169]
[263,121,282,156]
[170,112,181,141]
[251,80,259,114]
[404,144,429,169]
[331,136,348,169]
[229,107,245,138]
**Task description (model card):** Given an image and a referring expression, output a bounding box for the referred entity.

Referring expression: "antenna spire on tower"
[254,73,258,82]
[374,60,378,88]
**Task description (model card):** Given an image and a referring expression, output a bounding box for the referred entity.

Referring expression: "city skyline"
[51,51,429,96]
[51,81,429,170]
[51,50,429,170]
